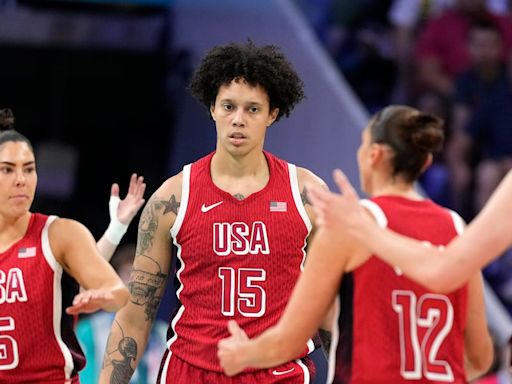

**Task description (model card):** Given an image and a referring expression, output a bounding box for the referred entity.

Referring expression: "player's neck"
[211,150,269,197]
[370,181,423,200]
[211,150,268,178]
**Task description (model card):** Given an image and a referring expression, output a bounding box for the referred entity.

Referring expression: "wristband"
[104,196,128,245]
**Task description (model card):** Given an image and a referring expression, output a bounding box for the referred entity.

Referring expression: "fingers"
[66,290,114,315]
[111,183,120,197]
[128,173,137,195]
[127,173,145,199]
[227,320,248,340]
[333,169,359,201]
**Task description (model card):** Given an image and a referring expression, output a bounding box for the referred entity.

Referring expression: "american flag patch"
[270,201,287,212]
[18,247,36,258]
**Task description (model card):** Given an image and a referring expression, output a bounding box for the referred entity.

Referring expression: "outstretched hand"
[217,320,250,376]
[307,169,367,234]
[111,173,146,225]
[66,289,116,315]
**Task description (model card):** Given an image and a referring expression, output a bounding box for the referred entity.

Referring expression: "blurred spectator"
[415,0,512,98]
[446,18,512,218]
[76,244,167,384]
[323,0,396,113]
[388,0,455,103]
[414,90,454,206]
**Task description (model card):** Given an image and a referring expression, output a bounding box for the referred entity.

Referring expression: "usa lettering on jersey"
[0,268,28,304]
[213,221,270,256]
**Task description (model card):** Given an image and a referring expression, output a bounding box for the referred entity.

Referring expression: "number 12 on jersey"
[218,267,266,317]
[392,290,454,382]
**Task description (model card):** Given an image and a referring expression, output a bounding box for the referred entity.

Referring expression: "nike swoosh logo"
[201,201,224,213]
[271,367,295,376]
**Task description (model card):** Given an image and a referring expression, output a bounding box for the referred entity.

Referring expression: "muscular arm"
[99,176,180,384]
[297,167,334,345]
[51,219,129,313]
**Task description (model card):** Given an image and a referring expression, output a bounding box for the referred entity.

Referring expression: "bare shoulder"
[153,172,183,210]
[296,167,327,189]
[295,167,328,206]
[139,172,184,233]
[48,217,93,242]
[47,217,96,265]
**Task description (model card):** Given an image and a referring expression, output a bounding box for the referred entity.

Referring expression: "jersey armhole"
[288,163,313,233]
[171,164,191,238]
[359,199,388,229]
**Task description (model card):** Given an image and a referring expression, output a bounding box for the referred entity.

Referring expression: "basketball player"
[99,41,327,384]
[0,109,129,383]
[218,105,493,383]
[308,166,512,293]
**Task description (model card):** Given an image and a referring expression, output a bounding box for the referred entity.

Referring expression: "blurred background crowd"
[0,0,511,382]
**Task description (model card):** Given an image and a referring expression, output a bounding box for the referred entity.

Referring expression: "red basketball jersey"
[0,213,85,384]
[161,151,314,374]
[331,196,468,384]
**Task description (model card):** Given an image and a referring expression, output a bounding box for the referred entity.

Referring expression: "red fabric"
[159,352,315,384]
[334,197,468,383]
[0,213,83,383]
[165,151,312,373]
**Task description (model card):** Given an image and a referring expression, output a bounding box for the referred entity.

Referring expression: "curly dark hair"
[188,40,305,122]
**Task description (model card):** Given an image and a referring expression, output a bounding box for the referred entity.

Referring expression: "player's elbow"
[419,266,460,294]
[466,338,494,377]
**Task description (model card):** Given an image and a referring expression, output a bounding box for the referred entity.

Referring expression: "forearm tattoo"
[128,261,167,321]
[103,320,138,384]
[132,194,173,321]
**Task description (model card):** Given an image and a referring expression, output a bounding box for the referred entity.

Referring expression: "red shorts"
[157,351,316,384]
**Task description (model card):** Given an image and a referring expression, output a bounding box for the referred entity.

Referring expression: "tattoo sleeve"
[103,321,138,384]
[130,194,175,320]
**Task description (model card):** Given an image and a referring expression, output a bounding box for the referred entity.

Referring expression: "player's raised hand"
[66,289,117,315]
[307,169,366,232]
[217,320,250,376]
[111,173,146,226]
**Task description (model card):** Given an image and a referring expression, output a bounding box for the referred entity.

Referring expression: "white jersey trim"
[171,164,191,238]
[447,209,465,235]
[296,357,311,384]
[327,296,341,384]
[288,163,313,234]
[359,199,388,228]
[167,164,190,360]
[41,215,74,381]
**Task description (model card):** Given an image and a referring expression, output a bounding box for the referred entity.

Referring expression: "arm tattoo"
[233,193,245,200]
[137,193,179,256]
[133,193,172,321]
[128,263,167,321]
[103,320,138,384]
[301,186,311,206]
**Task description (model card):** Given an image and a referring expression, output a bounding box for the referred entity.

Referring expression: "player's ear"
[210,105,216,122]
[267,108,279,127]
